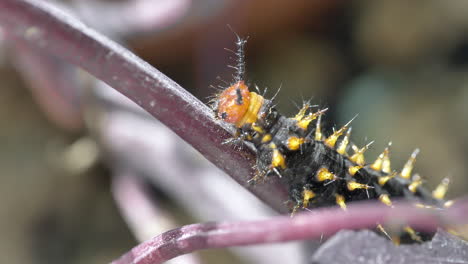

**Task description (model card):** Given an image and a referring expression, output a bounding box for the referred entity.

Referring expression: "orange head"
[217,81,264,128]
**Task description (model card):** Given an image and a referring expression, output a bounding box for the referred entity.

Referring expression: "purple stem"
[112,197,468,264]
[0,0,289,213]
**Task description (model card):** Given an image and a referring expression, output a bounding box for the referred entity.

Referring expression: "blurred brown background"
[1,0,468,263]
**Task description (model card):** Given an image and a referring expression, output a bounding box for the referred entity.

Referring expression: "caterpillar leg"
[404,226,423,243]
[247,168,268,184]
[290,204,300,217]
[290,189,315,217]
[257,142,286,173]
[302,188,316,208]
[250,142,287,186]
[289,185,315,216]
[221,130,251,145]
[377,223,424,244]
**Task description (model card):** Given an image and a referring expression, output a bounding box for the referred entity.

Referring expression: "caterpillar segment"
[216,82,447,242]
[215,35,450,243]
[278,115,447,242]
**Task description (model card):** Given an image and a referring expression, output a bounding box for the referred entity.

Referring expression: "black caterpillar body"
[213,35,450,242]
[282,135,440,209]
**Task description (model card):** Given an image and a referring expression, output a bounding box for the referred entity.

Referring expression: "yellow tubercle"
[408,174,422,193]
[371,151,384,171]
[382,142,392,173]
[347,181,371,191]
[382,158,391,173]
[404,226,422,242]
[287,136,305,151]
[432,177,450,200]
[324,128,346,148]
[378,171,396,186]
[315,114,323,141]
[316,167,336,182]
[350,141,373,166]
[297,108,327,130]
[252,123,265,134]
[261,134,272,143]
[271,149,286,169]
[348,165,363,176]
[324,115,356,148]
[379,194,393,207]
[337,128,352,155]
[293,103,309,121]
[444,200,454,208]
[297,115,314,130]
[400,148,419,179]
[302,189,316,208]
[371,155,383,171]
[371,143,392,172]
[335,194,347,210]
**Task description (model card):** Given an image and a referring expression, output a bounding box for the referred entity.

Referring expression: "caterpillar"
[212,34,452,243]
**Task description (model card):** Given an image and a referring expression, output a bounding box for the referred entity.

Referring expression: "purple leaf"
[310,229,468,264]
